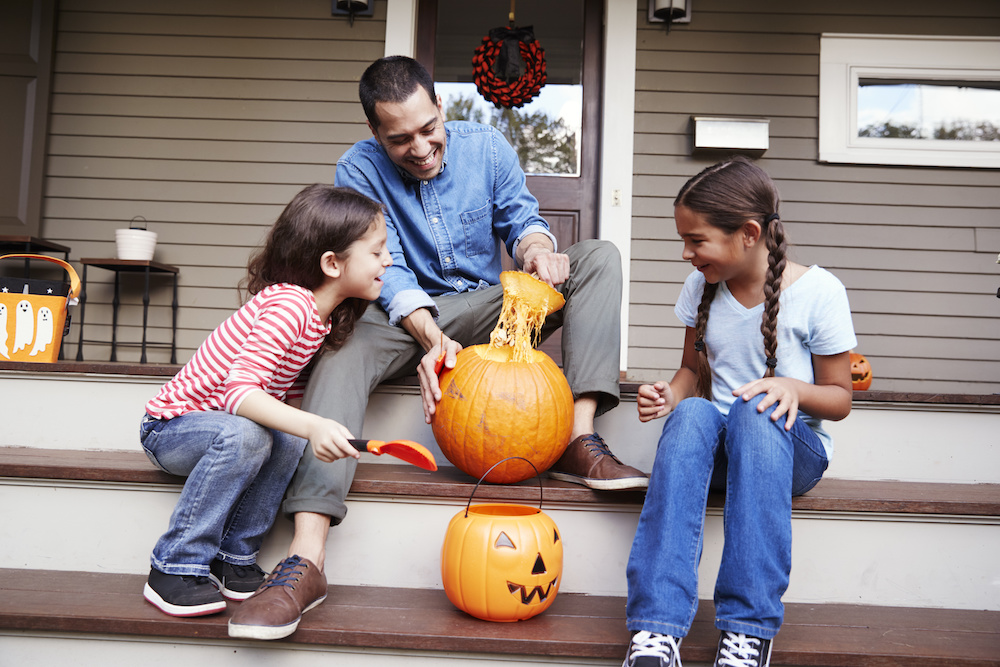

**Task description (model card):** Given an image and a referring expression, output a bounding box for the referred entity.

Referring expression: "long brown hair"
[245,184,382,350]
[675,157,786,399]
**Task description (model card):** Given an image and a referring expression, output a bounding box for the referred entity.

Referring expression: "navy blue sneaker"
[623,631,683,666]
[208,559,266,600]
[714,632,772,667]
[143,567,226,617]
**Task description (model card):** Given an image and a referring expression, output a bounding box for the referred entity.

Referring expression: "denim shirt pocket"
[460,201,495,257]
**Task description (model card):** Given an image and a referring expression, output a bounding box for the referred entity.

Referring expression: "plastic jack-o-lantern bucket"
[441,457,563,622]
[850,352,872,391]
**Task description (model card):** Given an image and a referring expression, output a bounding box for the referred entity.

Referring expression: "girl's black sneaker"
[143,567,227,617]
[208,559,267,600]
[714,631,772,667]
[623,630,683,666]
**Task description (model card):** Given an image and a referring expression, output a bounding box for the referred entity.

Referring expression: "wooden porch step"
[2,447,999,517]
[1,568,997,665]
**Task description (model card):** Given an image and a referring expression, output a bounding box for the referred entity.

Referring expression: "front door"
[416,0,603,357]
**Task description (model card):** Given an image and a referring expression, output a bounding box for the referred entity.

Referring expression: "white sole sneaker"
[143,582,227,617]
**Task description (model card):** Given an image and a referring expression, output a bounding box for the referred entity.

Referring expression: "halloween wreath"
[472,25,547,109]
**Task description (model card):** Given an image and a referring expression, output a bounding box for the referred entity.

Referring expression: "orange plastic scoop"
[349,439,438,471]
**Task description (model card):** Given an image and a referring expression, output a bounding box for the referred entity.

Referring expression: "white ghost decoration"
[0,303,9,359]
[30,306,55,357]
[13,299,34,354]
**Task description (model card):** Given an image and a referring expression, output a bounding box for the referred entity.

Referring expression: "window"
[819,34,1000,168]
[431,0,584,176]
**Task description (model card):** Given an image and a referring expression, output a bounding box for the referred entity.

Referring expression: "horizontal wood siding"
[39,0,385,363]
[629,0,1000,394]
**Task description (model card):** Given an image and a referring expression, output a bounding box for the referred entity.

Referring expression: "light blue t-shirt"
[675,266,857,459]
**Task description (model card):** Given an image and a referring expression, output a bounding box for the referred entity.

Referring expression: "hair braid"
[760,217,787,377]
[693,281,718,399]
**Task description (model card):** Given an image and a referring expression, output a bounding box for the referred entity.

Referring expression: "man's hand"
[518,233,569,286]
[416,333,463,423]
[401,308,465,424]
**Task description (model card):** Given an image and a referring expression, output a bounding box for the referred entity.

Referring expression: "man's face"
[369,88,447,181]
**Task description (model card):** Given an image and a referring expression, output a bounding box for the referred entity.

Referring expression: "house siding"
[41,0,384,360]
[630,0,1000,394]
[32,0,1000,394]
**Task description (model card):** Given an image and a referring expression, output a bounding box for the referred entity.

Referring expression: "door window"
[432,0,584,176]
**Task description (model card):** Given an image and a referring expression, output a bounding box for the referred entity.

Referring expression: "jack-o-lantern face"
[441,504,563,622]
[850,352,872,391]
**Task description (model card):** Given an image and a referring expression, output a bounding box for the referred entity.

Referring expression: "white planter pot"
[115,229,157,261]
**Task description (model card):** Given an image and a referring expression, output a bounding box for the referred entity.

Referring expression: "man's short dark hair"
[359,56,437,129]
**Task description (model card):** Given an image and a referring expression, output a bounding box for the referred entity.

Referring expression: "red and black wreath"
[472,25,547,109]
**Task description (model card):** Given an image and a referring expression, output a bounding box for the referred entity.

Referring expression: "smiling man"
[227,56,644,640]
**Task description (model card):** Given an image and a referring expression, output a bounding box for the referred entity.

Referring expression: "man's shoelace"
[716,632,766,667]
[262,555,306,590]
[581,433,623,463]
[627,630,682,666]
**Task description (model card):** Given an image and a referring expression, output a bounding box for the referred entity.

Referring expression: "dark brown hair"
[245,184,382,350]
[675,156,786,399]
[359,56,437,130]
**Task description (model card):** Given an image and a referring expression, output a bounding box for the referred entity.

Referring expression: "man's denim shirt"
[334,121,556,326]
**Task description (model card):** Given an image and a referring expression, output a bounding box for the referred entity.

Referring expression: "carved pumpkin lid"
[498,271,565,316]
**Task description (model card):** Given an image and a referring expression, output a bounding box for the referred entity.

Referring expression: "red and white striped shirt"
[146,283,332,420]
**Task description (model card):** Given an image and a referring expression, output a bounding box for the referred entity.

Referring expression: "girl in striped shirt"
[140,184,391,617]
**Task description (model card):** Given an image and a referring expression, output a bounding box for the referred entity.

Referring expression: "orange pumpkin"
[441,502,563,622]
[432,272,573,483]
[850,352,872,391]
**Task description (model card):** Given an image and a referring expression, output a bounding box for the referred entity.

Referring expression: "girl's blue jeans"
[140,410,306,576]
[625,395,828,640]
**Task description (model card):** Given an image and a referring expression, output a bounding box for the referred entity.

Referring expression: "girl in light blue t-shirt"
[622,157,857,667]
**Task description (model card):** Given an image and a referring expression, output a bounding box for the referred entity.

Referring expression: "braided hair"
[675,157,786,400]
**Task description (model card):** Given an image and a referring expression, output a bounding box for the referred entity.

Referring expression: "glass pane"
[858,79,1000,141]
[434,0,583,176]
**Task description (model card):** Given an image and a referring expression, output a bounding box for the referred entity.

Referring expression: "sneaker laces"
[229,562,265,580]
[262,555,307,590]
[627,631,682,666]
[716,632,766,667]
[580,433,624,464]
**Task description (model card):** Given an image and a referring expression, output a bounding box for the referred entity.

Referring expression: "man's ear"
[321,250,340,279]
[367,120,379,142]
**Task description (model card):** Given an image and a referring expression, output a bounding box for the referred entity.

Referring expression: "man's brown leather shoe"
[548,433,648,490]
[228,555,327,640]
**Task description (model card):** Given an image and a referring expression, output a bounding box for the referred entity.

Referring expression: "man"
[228,56,645,640]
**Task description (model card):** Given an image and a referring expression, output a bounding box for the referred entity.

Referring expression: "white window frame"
[819,33,1000,169]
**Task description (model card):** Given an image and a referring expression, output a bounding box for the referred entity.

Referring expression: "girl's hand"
[417,335,463,424]
[637,381,674,422]
[306,417,361,463]
[734,377,802,431]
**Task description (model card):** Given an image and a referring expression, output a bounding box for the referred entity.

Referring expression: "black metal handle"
[465,456,542,518]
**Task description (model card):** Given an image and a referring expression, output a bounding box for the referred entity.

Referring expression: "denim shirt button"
[444,256,452,263]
